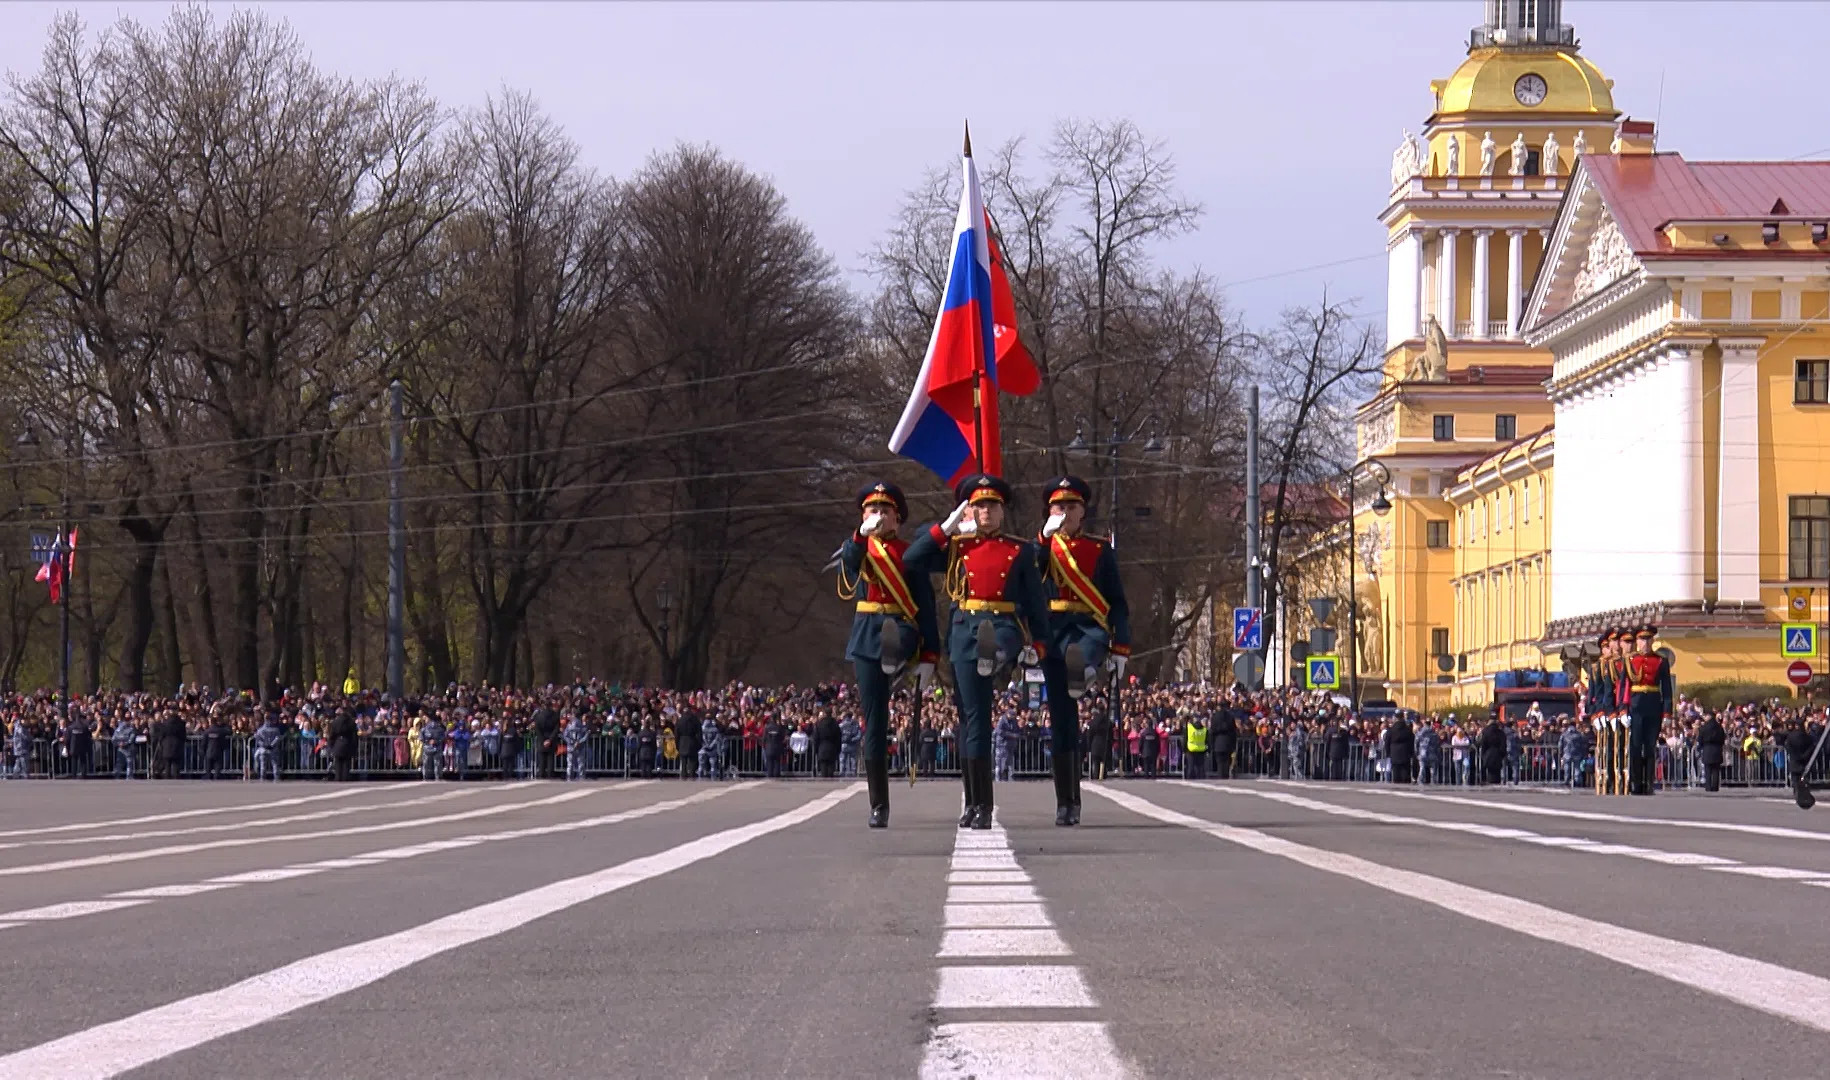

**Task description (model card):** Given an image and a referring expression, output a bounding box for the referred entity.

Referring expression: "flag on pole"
[889,127,1038,484]
[34,528,76,606]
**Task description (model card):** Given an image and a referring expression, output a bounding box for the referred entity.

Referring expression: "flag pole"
[964,121,989,474]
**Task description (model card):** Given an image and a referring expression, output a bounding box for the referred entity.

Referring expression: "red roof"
[1584,153,1830,254]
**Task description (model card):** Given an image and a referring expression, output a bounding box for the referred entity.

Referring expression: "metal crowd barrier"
[6,730,1824,790]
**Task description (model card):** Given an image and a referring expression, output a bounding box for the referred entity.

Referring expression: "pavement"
[6,775,1830,1078]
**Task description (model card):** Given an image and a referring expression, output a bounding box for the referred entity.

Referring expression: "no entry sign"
[1788,660,1814,687]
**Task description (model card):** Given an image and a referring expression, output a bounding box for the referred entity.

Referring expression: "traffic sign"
[1788,660,1814,687]
[1783,623,1818,658]
[1232,607,1263,651]
[1305,655,1340,690]
[1232,651,1265,691]
[29,533,54,566]
[1789,587,1814,616]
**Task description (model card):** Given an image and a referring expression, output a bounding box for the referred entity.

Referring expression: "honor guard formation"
[843,473,1127,829]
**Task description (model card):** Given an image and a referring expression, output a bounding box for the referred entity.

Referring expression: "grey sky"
[5,1,1826,331]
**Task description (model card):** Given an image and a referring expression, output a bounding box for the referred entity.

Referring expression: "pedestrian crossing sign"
[1305,655,1340,690]
[1783,623,1817,658]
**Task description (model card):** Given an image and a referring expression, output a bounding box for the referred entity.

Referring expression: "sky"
[3,1,1827,333]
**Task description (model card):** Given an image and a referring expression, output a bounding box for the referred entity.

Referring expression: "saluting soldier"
[836,482,939,828]
[1622,626,1673,796]
[1034,476,1131,827]
[905,474,1051,830]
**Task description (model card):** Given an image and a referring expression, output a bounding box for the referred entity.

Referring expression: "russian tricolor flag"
[889,132,1038,485]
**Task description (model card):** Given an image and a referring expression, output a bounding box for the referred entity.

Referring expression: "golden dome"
[1431,48,1617,118]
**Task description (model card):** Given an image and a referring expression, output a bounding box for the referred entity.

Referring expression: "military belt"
[958,600,1016,614]
[1629,684,1659,693]
[1049,600,1094,614]
[856,601,908,617]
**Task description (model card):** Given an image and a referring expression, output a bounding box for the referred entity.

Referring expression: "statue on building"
[1390,129,1420,189]
[1407,316,1450,382]
[1542,131,1560,176]
[1445,136,1460,177]
[1509,132,1527,176]
[1572,129,1587,162]
[1354,579,1385,677]
[1479,131,1496,176]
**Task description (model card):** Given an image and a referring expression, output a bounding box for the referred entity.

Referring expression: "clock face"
[1514,73,1548,107]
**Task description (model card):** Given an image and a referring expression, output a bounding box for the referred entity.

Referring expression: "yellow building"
[1327,0,1626,708]
[1524,146,1830,689]
[1444,428,1556,705]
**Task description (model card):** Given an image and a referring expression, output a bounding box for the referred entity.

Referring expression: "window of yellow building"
[1431,627,1449,657]
[1791,496,1830,579]
[1495,414,1516,441]
[1798,359,1829,405]
[1433,415,1455,442]
[1427,519,1449,549]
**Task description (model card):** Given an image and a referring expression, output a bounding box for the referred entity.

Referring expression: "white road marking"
[1176,782,1830,890]
[6,785,751,931]
[109,883,235,899]
[947,870,1030,885]
[3,900,152,921]
[934,966,1096,1009]
[937,929,1071,958]
[921,817,1134,1080]
[0,788,604,879]
[1093,783,1830,1035]
[947,884,1041,903]
[921,1023,1134,1080]
[0,784,415,839]
[1327,782,1830,843]
[0,783,861,1080]
[0,787,485,851]
[944,903,1053,928]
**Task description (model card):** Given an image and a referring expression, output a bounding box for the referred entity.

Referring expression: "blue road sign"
[1233,606,1263,651]
[29,533,54,566]
[1305,655,1340,690]
[1783,623,1817,658]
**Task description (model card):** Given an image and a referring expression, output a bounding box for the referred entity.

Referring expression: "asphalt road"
[5,774,1830,1078]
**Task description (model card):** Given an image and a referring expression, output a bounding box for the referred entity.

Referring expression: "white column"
[1438,228,1459,337]
[1506,229,1526,338]
[1411,227,1426,338]
[1716,337,1765,603]
[1667,342,1707,603]
[1470,229,1491,339]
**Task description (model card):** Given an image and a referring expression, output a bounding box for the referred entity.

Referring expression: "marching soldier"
[905,474,1051,830]
[1034,476,1131,826]
[836,481,939,828]
[1623,626,1673,795]
[1585,632,1615,794]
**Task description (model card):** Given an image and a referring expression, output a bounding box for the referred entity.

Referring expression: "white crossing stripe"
[1095,783,1830,1036]
[921,1022,1135,1079]
[938,929,1072,959]
[947,885,1041,904]
[108,884,236,900]
[0,785,860,1079]
[3,900,151,921]
[933,966,1096,1009]
[0,784,414,840]
[950,853,1021,871]
[1339,782,1830,843]
[947,870,1030,884]
[943,903,1053,928]
[207,868,321,884]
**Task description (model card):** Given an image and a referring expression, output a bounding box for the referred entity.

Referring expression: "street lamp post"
[1348,460,1392,707]
[656,580,674,689]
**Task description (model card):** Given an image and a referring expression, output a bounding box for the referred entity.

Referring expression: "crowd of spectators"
[3,679,1824,789]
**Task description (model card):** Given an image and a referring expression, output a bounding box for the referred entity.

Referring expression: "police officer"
[1623,626,1672,795]
[1034,476,1130,826]
[836,481,939,828]
[905,474,1051,830]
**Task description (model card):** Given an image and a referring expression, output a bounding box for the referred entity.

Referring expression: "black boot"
[971,758,994,829]
[1068,759,1082,826]
[865,757,889,828]
[1053,758,1072,826]
[959,761,976,828]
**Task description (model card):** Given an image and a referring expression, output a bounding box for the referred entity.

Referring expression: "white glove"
[1110,655,1128,680]
[1042,512,1065,538]
[915,662,935,693]
[859,511,883,537]
[941,501,971,537]
[1018,646,1039,667]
